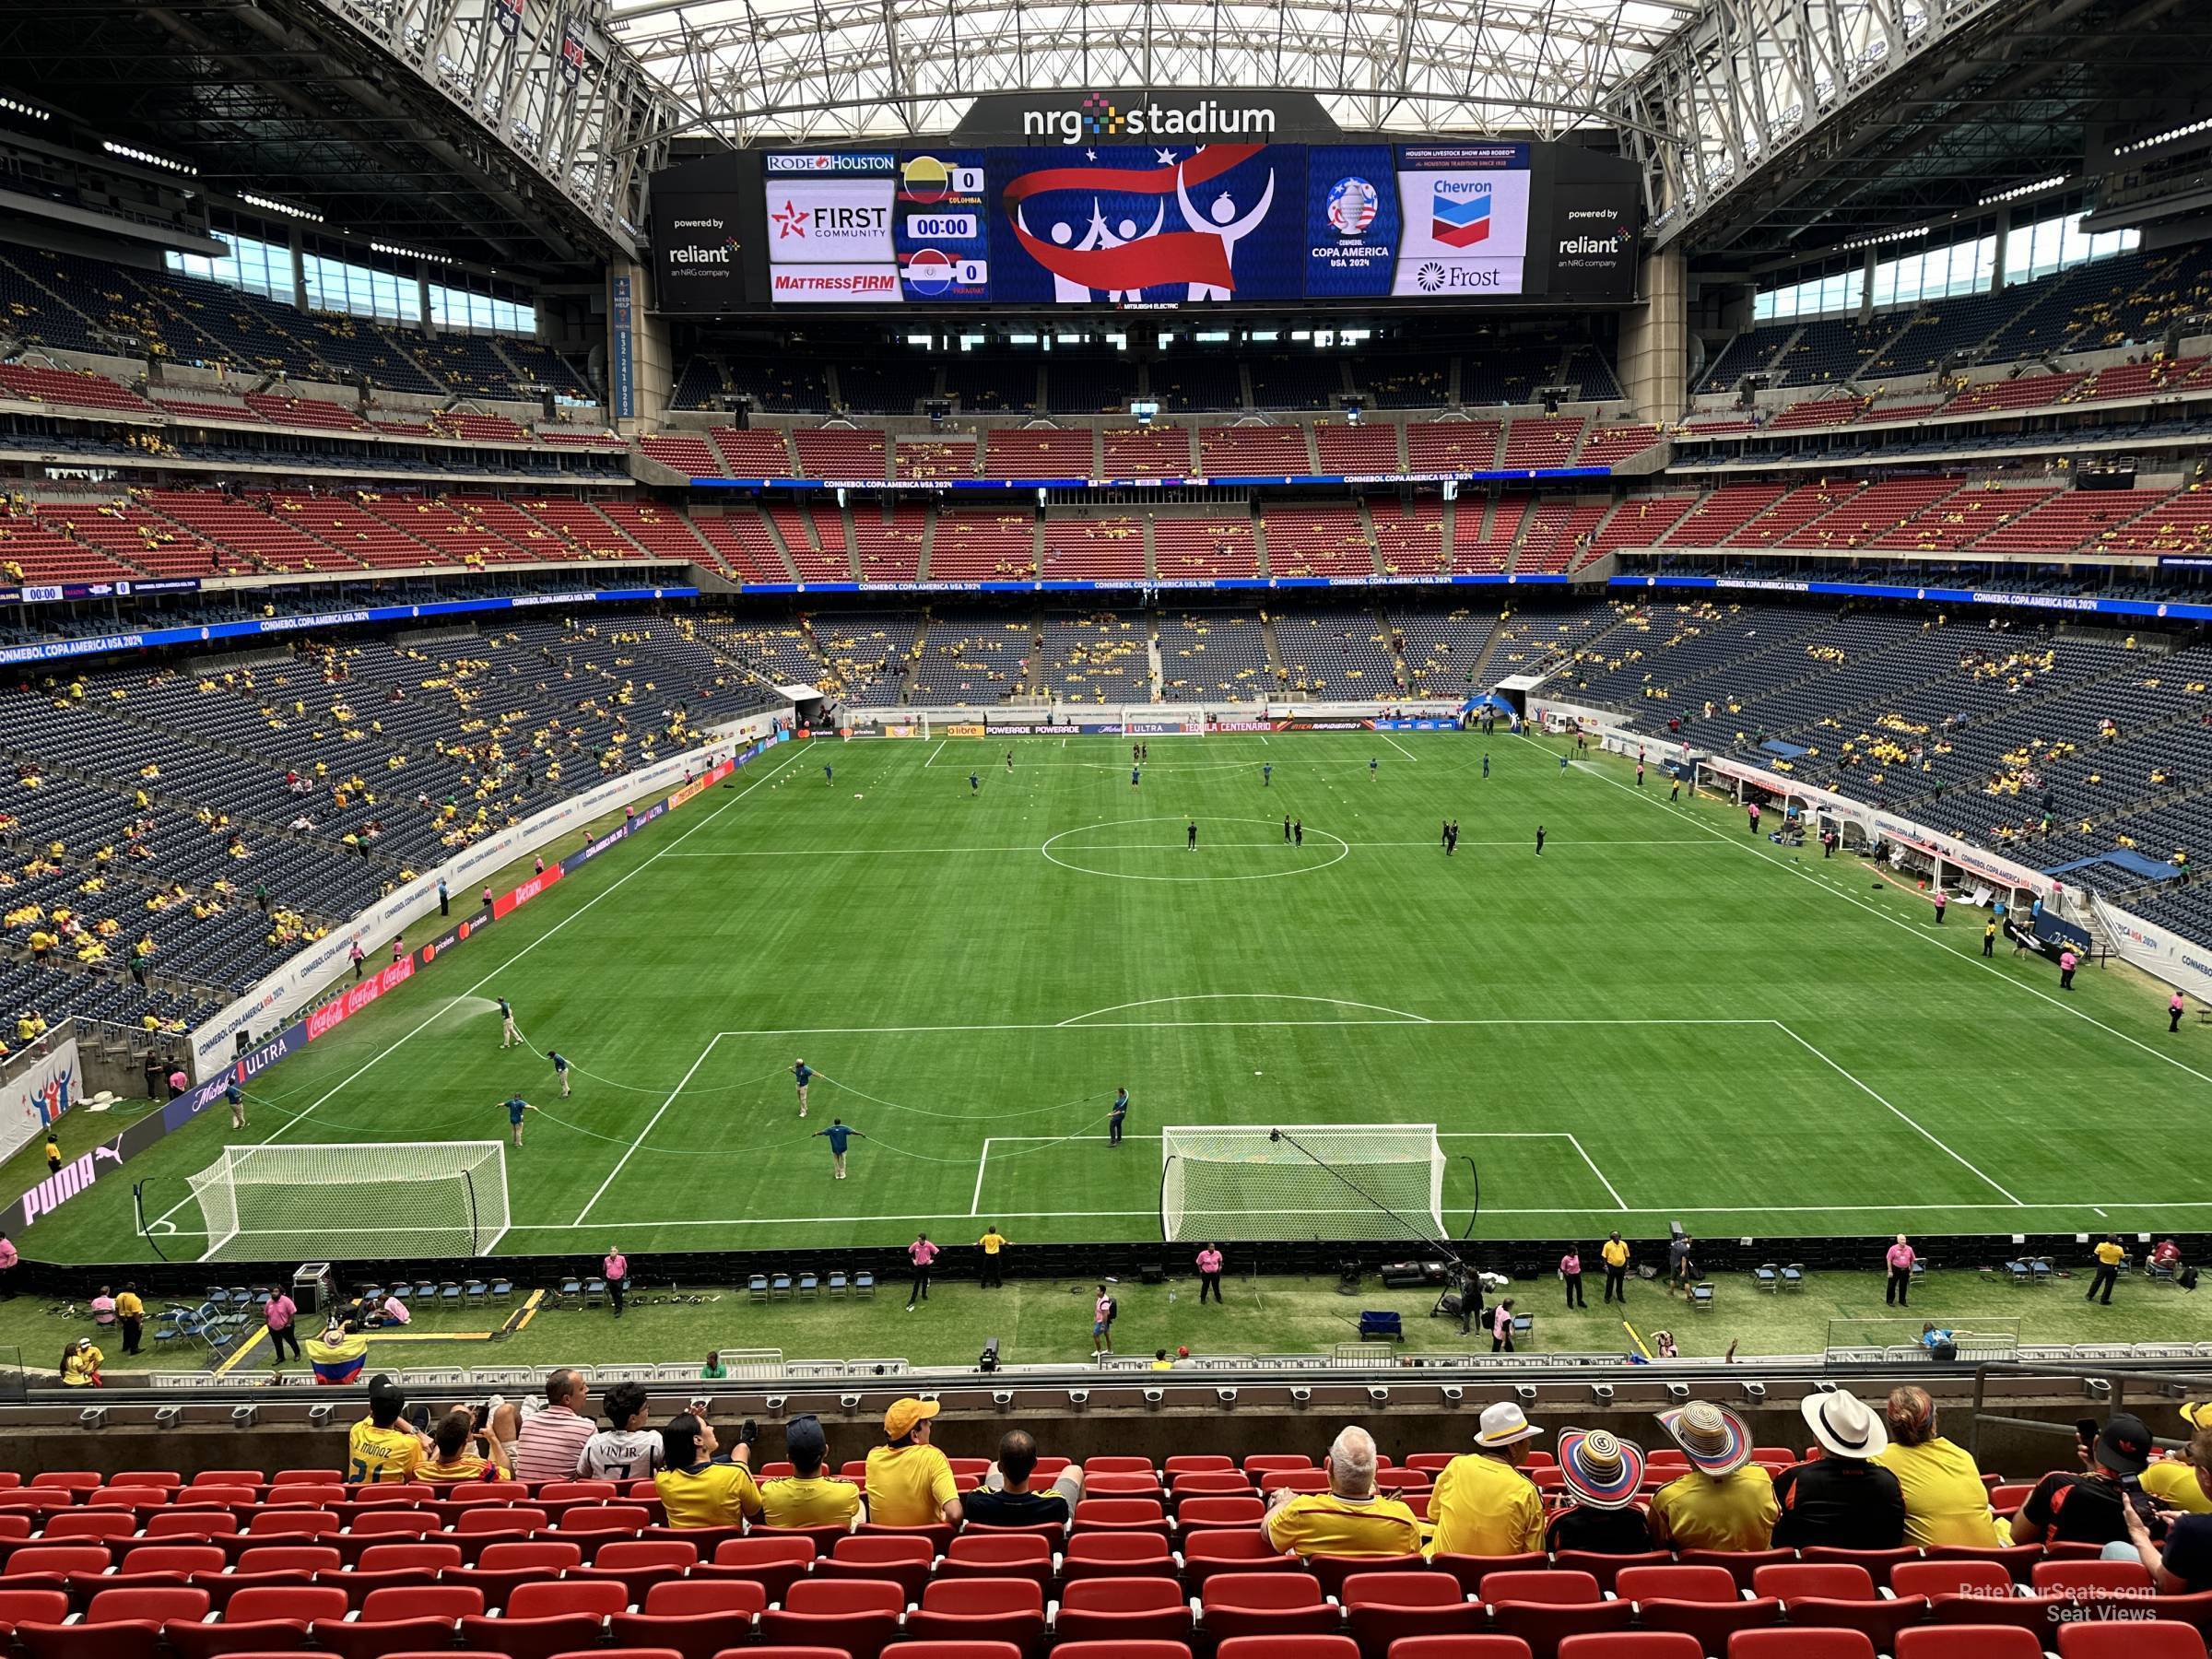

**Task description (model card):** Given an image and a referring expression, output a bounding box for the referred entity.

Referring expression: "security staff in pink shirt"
[905,1233,937,1310]
[1196,1244,1224,1303]
[1885,1235,1917,1307]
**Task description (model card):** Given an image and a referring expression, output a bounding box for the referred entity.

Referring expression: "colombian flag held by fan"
[308,1323,368,1384]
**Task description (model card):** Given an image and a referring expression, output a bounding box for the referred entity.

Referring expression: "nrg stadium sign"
[952,89,1341,145]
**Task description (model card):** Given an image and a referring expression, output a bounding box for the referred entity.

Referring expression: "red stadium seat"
[609,1580,770,1659]
[1167,1457,1238,1476]
[1429,1555,1549,1599]
[1678,1550,1794,1593]
[1802,1549,1923,1587]
[1616,1568,1739,1605]
[0,1588,65,1634]
[1073,1499,1171,1535]
[571,1538,698,1602]
[857,1523,956,1556]
[901,1575,1050,1655]
[939,1532,1053,1591]
[1928,1594,2066,1639]
[1783,1594,1931,1652]
[1247,1457,1317,1475]
[1897,1629,2044,1659]
[1555,1636,1705,1659]
[757,1576,904,1659]
[1890,1561,2012,1600]
[341,1541,465,1606]
[1387,1641,1535,1659]
[881,1644,1024,1659]
[1307,1554,1427,1601]
[698,1535,815,1602]
[1555,1553,1673,1597]
[1925,1546,2042,1584]
[1218,1639,1359,1659]
[459,1578,625,1659]
[1054,1576,1197,1645]
[1182,1497,1269,1530]
[29,1474,100,1493]
[1731,1632,1877,1659]
[820,1533,934,1601]
[1053,1644,1194,1659]
[1342,1570,1485,1650]
[448,1539,582,1609]
[113,1545,227,1581]
[1483,1571,1636,1659]
[2032,1560,2154,1594]
[147,1512,242,1540]
[168,1584,345,1659]
[1200,1571,1340,1642]
[1755,1566,1877,1603]
[1065,1530,1182,1583]
[2059,1621,2210,1659]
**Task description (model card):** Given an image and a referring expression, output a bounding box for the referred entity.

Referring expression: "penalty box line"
[971,1130,1626,1218]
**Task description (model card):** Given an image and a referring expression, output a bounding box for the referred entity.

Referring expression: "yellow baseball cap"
[2182,1401,2211,1431]
[883,1396,940,1439]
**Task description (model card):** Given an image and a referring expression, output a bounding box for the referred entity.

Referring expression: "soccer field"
[25,726,2212,1265]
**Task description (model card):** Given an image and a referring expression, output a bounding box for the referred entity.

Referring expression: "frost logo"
[1417,261,1446,291]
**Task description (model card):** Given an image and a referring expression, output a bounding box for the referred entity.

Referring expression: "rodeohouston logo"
[1022,94,1280,146]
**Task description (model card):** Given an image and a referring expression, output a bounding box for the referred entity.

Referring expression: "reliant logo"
[1022,93,1278,145]
[1559,235,1622,255]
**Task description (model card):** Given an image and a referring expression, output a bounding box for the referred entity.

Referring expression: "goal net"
[1159,1124,1446,1242]
[184,1141,510,1262]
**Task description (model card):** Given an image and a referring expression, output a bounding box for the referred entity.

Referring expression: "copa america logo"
[1326,176,1378,239]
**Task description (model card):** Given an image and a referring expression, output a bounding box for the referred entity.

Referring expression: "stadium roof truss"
[1610,0,2212,259]
[605,0,1698,147]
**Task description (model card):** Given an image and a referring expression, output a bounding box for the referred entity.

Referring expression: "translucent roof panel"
[606,0,1698,145]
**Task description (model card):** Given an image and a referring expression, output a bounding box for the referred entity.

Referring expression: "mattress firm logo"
[667,216,735,265]
[1022,93,1279,145]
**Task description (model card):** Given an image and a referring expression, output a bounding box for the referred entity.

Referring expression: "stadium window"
[168,229,292,302]
[2006,209,2139,285]
[1755,265,1863,323]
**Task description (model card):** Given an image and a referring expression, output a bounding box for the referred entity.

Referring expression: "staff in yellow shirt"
[114,1284,145,1357]
[977,1225,1009,1289]
[1601,1231,1632,1304]
[2087,1235,2126,1306]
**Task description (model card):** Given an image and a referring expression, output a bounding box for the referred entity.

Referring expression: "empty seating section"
[712,429,797,476]
[1460,335,1569,405]
[0,363,155,415]
[1864,485,2055,553]
[154,493,347,574]
[1040,612,1149,702]
[1274,610,1397,696]
[1406,422,1502,473]
[1104,427,1197,477]
[793,429,888,482]
[1371,500,1444,575]
[506,499,637,562]
[1727,483,1866,548]
[772,507,853,583]
[852,506,927,583]
[894,441,975,483]
[1155,518,1258,582]
[840,360,939,414]
[1155,359,1242,412]
[1158,610,1272,700]
[1395,607,1502,694]
[1516,502,1610,573]
[907,618,1034,702]
[362,497,534,565]
[1695,322,1796,391]
[1261,507,1375,578]
[1973,488,2167,556]
[1664,484,1788,546]
[1043,518,1146,582]
[1453,495,1535,573]
[694,511,796,583]
[593,501,710,565]
[1764,399,1864,433]
[0,512,140,582]
[1774,317,1903,387]
[1314,424,1402,475]
[1944,372,2086,418]
[1250,356,1345,409]
[412,335,520,401]
[1582,425,1665,466]
[32,501,250,580]
[640,434,727,477]
[1501,417,1587,469]
[1201,425,1312,476]
[1783,477,1963,551]
[1048,359,1138,415]
[1360,353,1453,407]
[982,429,1095,480]
[2095,485,2212,557]
[930,511,1035,582]
[947,359,1040,413]
[243,393,371,433]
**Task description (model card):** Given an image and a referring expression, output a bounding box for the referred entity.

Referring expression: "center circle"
[1040,816,1352,883]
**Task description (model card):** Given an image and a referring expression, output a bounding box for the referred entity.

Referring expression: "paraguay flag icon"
[1431,182,1492,247]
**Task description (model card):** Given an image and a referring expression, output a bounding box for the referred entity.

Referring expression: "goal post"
[184,1141,510,1262]
[1159,1124,1446,1242]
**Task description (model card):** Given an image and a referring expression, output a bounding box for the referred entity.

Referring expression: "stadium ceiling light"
[102,139,196,175]
[1839,224,1929,253]
[0,96,50,123]
[1979,173,2068,206]
[241,190,324,223]
[2116,116,2212,156]
[371,239,453,265]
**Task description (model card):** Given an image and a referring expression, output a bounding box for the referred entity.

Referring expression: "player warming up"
[1131,764,1140,789]
[1263,762,1272,786]
[970,771,980,795]
[1370,756,1379,781]
[1187,820,1198,851]
[1535,824,1547,856]
[793,1058,812,1119]
[1005,750,1015,772]
[823,762,833,785]
[498,995,517,1050]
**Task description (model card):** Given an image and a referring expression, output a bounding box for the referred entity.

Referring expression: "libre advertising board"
[736,139,1632,309]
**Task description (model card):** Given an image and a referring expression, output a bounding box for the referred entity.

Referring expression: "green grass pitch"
[18,727,2209,1264]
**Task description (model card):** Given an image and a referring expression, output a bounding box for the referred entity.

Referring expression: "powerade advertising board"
[749,141,1571,308]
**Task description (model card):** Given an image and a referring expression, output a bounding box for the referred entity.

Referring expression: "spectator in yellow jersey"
[1648,1402,1778,1551]
[415,1406,514,1484]
[1264,1426,1423,1559]
[1427,1402,1547,1557]
[759,1414,863,1530]
[59,1336,102,1388]
[865,1396,961,1526]
[346,1375,430,1483]
[653,1412,761,1527]
[2141,1404,2212,1514]
[1874,1385,2004,1545]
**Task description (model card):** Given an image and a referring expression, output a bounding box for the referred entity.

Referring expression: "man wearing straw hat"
[1774,1389,1906,1547]
[1648,1401,1778,1551]
[1547,1428,1658,1554]
[1427,1401,1547,1558]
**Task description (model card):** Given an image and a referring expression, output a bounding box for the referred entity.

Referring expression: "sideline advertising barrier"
[6,729,794,1247]
[0,1041,81,1166]
[189,712,785,1076]
[2091,895,2212,1002]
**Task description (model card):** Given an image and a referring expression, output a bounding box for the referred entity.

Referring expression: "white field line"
[571,1034,724,1226]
